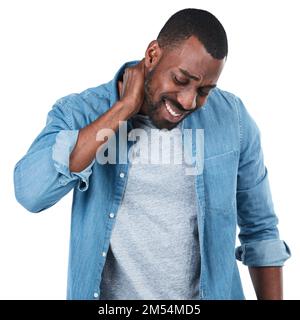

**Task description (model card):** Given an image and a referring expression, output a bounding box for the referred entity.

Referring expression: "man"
[14,8,290,300]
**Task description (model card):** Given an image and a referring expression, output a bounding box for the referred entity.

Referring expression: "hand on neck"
[117,79,148,116]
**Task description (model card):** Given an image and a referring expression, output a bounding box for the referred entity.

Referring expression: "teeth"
[165,101,181,117]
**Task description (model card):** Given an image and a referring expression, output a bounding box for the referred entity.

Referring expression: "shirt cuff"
[52,130,95,192]
[235,239,291,267]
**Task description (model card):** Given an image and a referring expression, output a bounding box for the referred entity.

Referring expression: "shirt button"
[59,177,68,186]
[120,172,125,178]
[102,251,106,257]
[94,292,99,298]
[109,213,115,218]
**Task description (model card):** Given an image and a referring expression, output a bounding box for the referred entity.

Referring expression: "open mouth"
[164,100,184,118]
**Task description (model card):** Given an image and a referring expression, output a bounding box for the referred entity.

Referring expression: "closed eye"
[173,76,189,86]
[197,89,209,97]
[197,87,214,97]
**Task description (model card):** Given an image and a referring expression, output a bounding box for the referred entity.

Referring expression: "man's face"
[143,36,225,130]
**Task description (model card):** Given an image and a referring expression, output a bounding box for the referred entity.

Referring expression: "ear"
[144,40,162,71]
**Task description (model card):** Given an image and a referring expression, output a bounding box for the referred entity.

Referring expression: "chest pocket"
[203,150,239,212]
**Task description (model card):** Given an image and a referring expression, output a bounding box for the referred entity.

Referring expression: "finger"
[139,58,145,67]
[123,68,129,81]
[118,81,123,98]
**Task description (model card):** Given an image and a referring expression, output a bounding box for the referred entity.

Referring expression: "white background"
[0,0,299,299]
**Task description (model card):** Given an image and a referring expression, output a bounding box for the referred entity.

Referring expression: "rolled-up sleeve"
[234,96,291,266]
[14,98,95,213]
[52,129,94,192]
[235,239,291,267]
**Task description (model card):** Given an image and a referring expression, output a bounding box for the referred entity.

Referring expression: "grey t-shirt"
[99,113,200,299]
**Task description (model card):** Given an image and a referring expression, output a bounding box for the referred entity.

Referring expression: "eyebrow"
[179,68,217,89]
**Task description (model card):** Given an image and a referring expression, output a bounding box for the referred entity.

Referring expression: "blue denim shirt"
[14,60,291,300]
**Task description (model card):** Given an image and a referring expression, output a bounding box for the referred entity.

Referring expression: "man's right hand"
[118,59,145,115]
[70,59,147,172]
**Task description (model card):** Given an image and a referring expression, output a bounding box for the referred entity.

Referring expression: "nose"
[177,90,197,111]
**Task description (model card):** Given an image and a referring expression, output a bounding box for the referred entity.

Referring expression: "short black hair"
[157,8,228,59]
